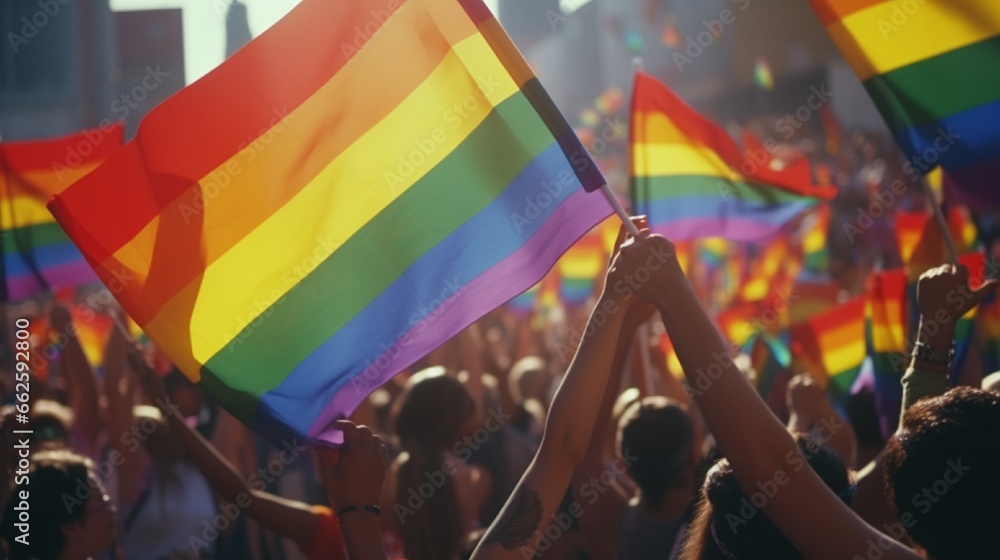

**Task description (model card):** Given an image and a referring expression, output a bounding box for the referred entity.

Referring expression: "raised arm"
[316,421,389,560]
[635,234,920,560]
[472,220,646,560]
[126,351,325,549]
[49,303,103,447]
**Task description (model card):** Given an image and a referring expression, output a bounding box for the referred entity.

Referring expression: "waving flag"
[809,0,1000,205]
[48,0,611,444]
[630,72,835,241]
[802,205,831,274]
[792,296,866,400]
[0,125,123,301]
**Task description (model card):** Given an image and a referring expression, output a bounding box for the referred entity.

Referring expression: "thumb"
[968,279,1000,308]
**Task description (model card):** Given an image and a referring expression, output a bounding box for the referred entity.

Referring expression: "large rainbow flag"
[630,72,835,241]
[48,0,611,443]
[0,125,122,301]
[809,0,1000,205]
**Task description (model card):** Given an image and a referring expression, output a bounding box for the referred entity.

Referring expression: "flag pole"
[601,57,647,238]
[921,176,959,265]
[600,184,640,236]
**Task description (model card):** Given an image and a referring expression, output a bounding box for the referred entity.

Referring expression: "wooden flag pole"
[921,176,959,265]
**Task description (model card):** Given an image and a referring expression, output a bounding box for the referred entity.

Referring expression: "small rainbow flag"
[48,0,611,443]
[556,227,605,307]
[866,268,908,434]
[741,237,789,303]
[791,296,866,399]
[809,0,1000,205]
[802,205,831,274]
[0,125,123,301]
[630,72,835,241]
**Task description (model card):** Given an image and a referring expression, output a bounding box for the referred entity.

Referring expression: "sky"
[111,0,500,85]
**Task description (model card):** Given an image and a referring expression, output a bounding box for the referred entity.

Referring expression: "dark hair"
[617,397,694,507]
[393,368,475,560]
[681,434,851,560]
[884,387,1000,560]
[1,450,94,560]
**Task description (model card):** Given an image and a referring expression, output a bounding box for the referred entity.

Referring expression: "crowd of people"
[2,110,1000,559]
[1,211,998,559]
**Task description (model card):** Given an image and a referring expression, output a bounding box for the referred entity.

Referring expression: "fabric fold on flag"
[48,0,611,444]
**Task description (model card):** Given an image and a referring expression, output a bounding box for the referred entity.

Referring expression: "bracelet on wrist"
[335,504,381,517]
[912,341,955,366]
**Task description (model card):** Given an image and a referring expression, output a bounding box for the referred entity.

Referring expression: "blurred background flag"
[630,72,836,242]
[0,125,123,302]
[48,0,612,444]
[809,0,1000,205]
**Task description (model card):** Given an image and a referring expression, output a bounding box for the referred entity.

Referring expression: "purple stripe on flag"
[308,188,612,442]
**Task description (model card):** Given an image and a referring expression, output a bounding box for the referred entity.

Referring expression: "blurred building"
[0,1,184,141]
[497,0,884,138]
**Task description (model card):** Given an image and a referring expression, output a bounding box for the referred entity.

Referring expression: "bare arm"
[50,304,103,446]
[317,421,389,560]
[472,222,644,560]
[127,351,320,545]
[639,234,920,560]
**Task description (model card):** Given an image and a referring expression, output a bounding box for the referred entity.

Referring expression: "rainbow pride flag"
[803,205,830,273]
[556,226,606,307]
[866,269,908,436]
[0,125,122,301]
[48,0,611,444]
[809,0,1000,205]
[791,296,866,399]
[630,72,835,241]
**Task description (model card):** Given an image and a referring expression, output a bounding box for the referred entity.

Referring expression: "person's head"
[133,405,183,466]
[682,434,851,560]
[884,387,1000,560]
[30,399,72,451]
[163,368,202,418]
[393,367,475,560]
[1,450,116,560]
[394,367,475,450]
[617,397,696,507]
[507,356,551,407]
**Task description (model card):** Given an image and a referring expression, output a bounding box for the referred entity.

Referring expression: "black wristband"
[913,341,955,366]
[335,504,381,517]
